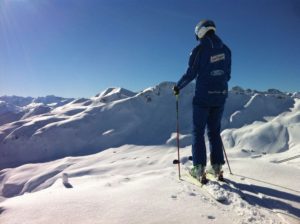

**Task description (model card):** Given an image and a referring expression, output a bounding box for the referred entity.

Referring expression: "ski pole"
[176,94,181,179]
[222,141,233,174]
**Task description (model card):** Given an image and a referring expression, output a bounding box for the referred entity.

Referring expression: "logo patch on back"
[210,70,224,76]
[210,53,225,63]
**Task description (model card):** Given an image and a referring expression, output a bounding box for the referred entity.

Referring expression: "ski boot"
[211,164,224,181]
[189,165,208,184]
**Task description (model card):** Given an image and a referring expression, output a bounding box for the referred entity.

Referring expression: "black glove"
[173,85,180,95]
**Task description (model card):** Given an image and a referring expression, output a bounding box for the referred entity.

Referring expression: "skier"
[173,20,231,183]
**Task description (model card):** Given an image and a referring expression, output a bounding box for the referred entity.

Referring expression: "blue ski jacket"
[177,33,231,106]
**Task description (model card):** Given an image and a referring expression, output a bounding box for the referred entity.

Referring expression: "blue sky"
[0,0,299,97]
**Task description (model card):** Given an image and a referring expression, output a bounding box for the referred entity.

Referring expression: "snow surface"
[0,145,299,224]
[0,82,300,224]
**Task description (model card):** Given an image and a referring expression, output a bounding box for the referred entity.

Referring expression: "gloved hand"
[173,85,180,95]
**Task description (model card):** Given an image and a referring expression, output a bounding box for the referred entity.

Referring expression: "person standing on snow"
[173,20,231,184]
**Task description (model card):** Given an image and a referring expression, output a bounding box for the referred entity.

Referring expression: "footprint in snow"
[105,183,112,187]
[123,177,131,182]
[189,192,197,197]
[171,195,177,200]
[207,215,215,219]
[0,207,5,215]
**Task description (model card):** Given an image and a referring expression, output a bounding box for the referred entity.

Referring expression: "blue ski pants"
[192,104,225,166]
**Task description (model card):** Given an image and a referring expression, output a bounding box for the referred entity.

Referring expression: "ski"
[181,167,229,203]
[206,170,226,182]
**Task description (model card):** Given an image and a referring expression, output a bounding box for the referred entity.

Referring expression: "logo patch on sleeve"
[210,53,225,63]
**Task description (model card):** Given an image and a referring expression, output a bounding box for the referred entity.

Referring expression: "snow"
[0,145,299,224]
[0,95,73,126]
[93,87,136,103]
[0,82,300,224]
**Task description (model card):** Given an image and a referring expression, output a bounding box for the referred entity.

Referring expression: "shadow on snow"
[227,178,300,219]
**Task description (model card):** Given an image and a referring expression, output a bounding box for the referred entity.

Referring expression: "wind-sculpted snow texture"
[0,82,299,169]
[0,145,299,224]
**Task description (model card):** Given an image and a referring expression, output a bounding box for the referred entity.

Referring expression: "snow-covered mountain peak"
[0,95,34,107]
[0,95,74,126]
[292,92,300,98]
[93,87,136,103]
[138,81,194,99]
[32,95,72,106]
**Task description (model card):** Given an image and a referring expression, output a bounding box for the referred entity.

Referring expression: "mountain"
[0,83,300,224]
[0,95,74,126]
[0,82,299,169]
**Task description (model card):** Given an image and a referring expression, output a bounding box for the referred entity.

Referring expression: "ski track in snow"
[180,159,300,224]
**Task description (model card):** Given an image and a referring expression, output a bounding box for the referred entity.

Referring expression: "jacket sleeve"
[176,45,202,90]
[226,45,231,81]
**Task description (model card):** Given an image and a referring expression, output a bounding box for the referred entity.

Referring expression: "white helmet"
[195,20,216,39]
